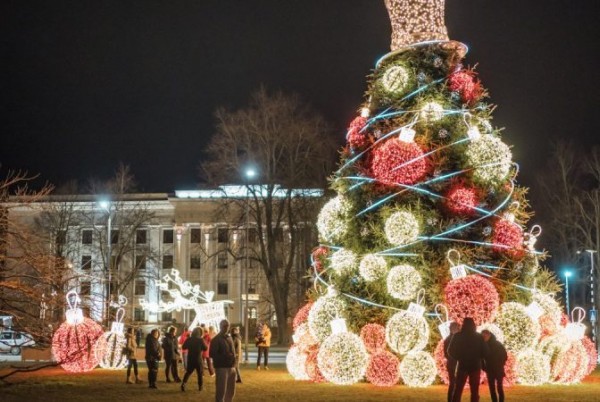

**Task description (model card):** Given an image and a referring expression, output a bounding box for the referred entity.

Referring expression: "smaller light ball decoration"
[384,210,420,246]
[286,345,310,381]
[385,303,429,355]
[516,349,551,386]
[317,195,352,244]
[359,254,388,282]
[445,183,479,216]
[419,101,445,123]
[381,64,412,94]
[387,264,421,300]
[399,351,437,387]
[330,248,358,276]
[360,323,387,353]
[311,246,329,273]
[346,116,370,149]
[366,350,400,387]
[464,134,512,186]
[293,302,314,330]
[492,216,524,259]
[370,137,429,186]
[496,302,540,354]
[447,69,484,105]
[94,297,128,370]
[52,290,104,373]
[317,328,369,385]
[307,288,346,342]
[532,292,563,328]
[444,275,499,326]
[502,352,518,387]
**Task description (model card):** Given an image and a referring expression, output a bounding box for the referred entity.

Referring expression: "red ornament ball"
[52,317,104,373]
[448,69,484,104]
[492,219,524,259]
[346,116,370,149]
[444,275,500,326]
[305,347,325,383]
[366,350,400,387]
[445,184,479,216]
[434,339,450,384]
[581,337,598,376]
[370,137,429,186]
[360,323,386,353]
[293,302,314,331]
[311,246,329,273]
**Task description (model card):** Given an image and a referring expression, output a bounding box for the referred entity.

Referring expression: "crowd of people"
[126,320,271,402]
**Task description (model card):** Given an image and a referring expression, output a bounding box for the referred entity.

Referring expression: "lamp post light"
[99,200,112,326]
[564,270,573,315]
[243,167,256,364]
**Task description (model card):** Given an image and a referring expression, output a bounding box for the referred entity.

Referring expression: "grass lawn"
[2,363,600,402]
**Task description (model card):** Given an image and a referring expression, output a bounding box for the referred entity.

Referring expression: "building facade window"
[161,312,173,322]
[135,255,146,270]
[249,306,257,319]
[218,228,228,243]
[136,229,147,244]
[110,229,119,244]
[81,255,92,270]
[248,228,258,243]
[190,228,201,244]
[134,280,145,296]
[134,308,145,322]
[163,229,174,244]
[217,252,228,269]
[81,229,93,245]
[217,281,228,295]
[162,255,173,269]
[80,281,91,296]
[190,255,201,269]
[248,280,257,294]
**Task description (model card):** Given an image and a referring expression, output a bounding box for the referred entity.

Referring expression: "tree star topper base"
[385,0,449,50]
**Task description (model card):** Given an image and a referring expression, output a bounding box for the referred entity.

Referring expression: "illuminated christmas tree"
[288,0,595,387]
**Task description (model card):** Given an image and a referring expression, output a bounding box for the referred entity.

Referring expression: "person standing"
[444,322,460,402]
[482,330,508,402]
[135,327,142,347]
[145,329,161,389]
[255,323,271,370]
[203,326,215,376]
[181,327,208,392]
[448,317,488,402]
[210,319,237,402]
[179,326,191,370]
[162,326,182,382]
[230,326,243,383]
[125,327,143,384]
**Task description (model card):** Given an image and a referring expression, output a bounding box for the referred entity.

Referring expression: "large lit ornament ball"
[346,116,370,149]
[515,349,550,386]
[447,69,484,105]
[464,135,512,186]
[293,302,314,330]
[370,138,429,186]
[286,345,310,381]
[445,183,479,216]
[308,294,346,342]
[317,332,369,385]
[381,64,411,94]
[419,101,445,123]
[399,351,437,387]
[550,339,589,384]
[330,248,358,275]
[359,254,388,282]
[492,219,524,259]
[444,275,499,325]
[317,195,351,244]
[533,293,562,327]
[52,317,104,373]
[94,330,128,370]
[366,350,400,387]
[384,210,420,246]
[581,337,598,376]
[360,323,386,353]
[496,302,540,354]
[385,310,429,355]
[477,323,505,344]
[387,264,421,300]
[305,347,325,383]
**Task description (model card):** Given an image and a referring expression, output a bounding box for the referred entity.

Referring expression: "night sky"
[2,1,600,199]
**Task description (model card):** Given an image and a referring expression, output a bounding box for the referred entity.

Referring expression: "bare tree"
[200,87,337,343]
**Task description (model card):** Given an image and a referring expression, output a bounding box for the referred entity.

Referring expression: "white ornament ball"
[532,292,562,326]
[293,323,317,353]
[386,310,429,355]
[496,302,540,354]
[384,210,420,246]
[94,331,128,370]
[308,295,346,342]
[419,101,445,122]
[359,254,388,282]
[387,264,421,300]
[382,65,411,94]
[330,248,358,276]
[477,322,505,344]
[317,195,351,244]
[516,349,551,386]
[465,135,512,185]
[287,345,310,380]
[317,332,369,385]
[399,351,437,387]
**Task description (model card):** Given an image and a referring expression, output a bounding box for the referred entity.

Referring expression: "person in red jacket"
[202,326,215,376]
[179,326,191,370]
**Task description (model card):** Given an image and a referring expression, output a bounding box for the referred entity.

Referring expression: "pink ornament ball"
[445,183,479,216]
[444,275,499,326]
[370,138,429,186]
[346,116,370,149]
[581,337,597,376]
[360,323,386,353]
[492,219,524,259]
[305,347,325,383]
[52,317,104,373]
[293,302,314,331]
[366,350,400,387]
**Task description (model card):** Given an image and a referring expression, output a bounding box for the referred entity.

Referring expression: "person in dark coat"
[448,317,488,402]
[162,326,182,382]
[444,322,461,402]
[180,327,208,392]
[210,319,237,402]
[145,329,162,389]
[482,330,508,402]
[231,326,243,383]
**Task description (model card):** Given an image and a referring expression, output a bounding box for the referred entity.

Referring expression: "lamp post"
[564,270,573,315]
[243,167,256,364]
[580,249,598,356]
[99,200,112,326]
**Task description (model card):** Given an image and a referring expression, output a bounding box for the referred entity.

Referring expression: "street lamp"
[242,166,256,364]
[98,200,112,326]
[564,270,573,315]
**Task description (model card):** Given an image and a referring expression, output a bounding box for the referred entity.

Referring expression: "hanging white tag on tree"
[447,249,468,280]
[524,225,542,252]
[407,289,426,317]
[435,304,451,339]
[399,126,416,143]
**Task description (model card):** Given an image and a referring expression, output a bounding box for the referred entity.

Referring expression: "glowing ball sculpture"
[293,323,317,353]
[386,309,429,355]
[286,345,310,381]
[94,297,128,370]
[366,350,400,387]
[360,323,386,353]
[381,64,412,94]
[400,351,437,387]
[359,254,388,282]
[516,349,551,386]
[419,101,445,123]
[293,302,313,330]
[305,347,325,383]
[384,210,421,246]
[445,183,479,216]
[464,135,512,186]
[492,218,524,259]
[330,248,358,275]
[317,331,369,385]
[308,290,346,342]
[434,339,450,384]
[52,291,103,373]
[581,337,598,376]
[496,302,540,353]
[550,339,589,384]
[371,139,429,187]
[317,195,351,243]
[444,275,499,325]
[387,264,421,300]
